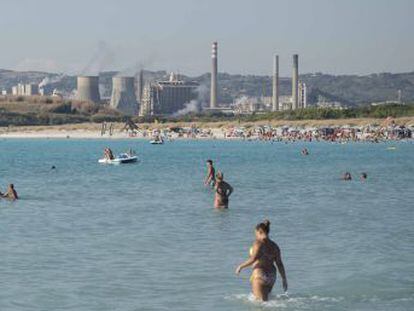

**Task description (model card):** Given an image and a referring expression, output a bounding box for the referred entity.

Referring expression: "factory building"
[25,83,39,96]
[298,82,307,109]
[139,72,198,116]
[9,83,39,96]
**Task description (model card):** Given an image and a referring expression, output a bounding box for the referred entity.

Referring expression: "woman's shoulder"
[268,239,281,252]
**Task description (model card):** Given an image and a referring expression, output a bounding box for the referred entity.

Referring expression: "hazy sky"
[1,0,413,76]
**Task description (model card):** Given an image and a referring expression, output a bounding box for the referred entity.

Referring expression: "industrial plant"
[1,41,314,116]
[139,72,199,116]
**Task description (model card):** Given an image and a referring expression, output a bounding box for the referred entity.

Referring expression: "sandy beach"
[1,117,413,139]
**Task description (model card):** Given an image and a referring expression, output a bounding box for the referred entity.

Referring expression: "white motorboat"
[98,153,138,164]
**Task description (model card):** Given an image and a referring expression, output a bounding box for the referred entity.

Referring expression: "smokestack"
[138,69,144,103]
[292,54,299,110]
[77,76,100,103]
[110,76,138,115]
[272,54,279,111]
[210,41,218,108]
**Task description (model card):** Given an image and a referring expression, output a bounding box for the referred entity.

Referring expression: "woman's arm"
[275,247,288,292]
[235,242,259,275]
[227,183,234,196]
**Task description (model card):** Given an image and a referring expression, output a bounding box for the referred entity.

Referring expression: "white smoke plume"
[234,95,250,106]
[172,100,199,117]
[196,84,209,107]
[81,41,115,75]
[172,84,210,116]
[38,74,65,88]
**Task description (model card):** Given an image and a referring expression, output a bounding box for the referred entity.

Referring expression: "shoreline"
[0,117,413,140]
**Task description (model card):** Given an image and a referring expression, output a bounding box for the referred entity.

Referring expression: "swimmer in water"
[342,172,352,181]
[301,148,309,156]
[360,172,367,181]
[2,184,18,200]
[214,171,233,209]
[204,159,216,187]
[236,220,288,301]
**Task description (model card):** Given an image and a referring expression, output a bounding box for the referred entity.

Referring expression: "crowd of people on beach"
[127,122,413,143]
[228,124,412,143]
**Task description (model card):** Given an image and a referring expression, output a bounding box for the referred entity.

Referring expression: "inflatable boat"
[98,153,138,164]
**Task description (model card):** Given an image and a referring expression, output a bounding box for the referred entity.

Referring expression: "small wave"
[225,293,344,309]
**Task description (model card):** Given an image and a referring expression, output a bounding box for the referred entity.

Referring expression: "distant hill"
[1,69,413,106]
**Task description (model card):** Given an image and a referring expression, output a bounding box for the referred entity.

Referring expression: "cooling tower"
[77,76,100,103]
[272,54,279,111]
[210,42,218,108]
[110,76,138,115]
[292,54,299,110]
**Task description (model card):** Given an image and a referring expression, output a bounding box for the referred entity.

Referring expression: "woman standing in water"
[214,171,233,209]
[236,220,288,301]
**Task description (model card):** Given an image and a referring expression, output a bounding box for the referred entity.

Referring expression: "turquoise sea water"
[0,139,413,311]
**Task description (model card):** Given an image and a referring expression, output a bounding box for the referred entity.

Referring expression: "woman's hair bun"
[263,219,271,228]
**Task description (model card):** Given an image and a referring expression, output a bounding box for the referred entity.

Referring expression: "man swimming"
[360,172,368,181]
[2,184,18,200]
[214,171,233,209]
[342,172,352,180]
[204,159,216,187]
[236,220,288,301]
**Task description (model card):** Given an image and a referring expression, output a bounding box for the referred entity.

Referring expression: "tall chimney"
[210,42,218,108]
[292,54,299,110]
[138,69,144,103]
[272,54,279,111]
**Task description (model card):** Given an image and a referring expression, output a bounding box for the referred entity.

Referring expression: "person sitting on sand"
[2,184,18,200]
[204,159,216,187]
[214,171,233,209]
[360,172,368,181]
[342,172,352,181]
[236,220,288,301]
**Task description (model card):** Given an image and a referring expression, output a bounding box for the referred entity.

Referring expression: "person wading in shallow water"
[214,171,233,209]
[204,159,216,188]
[236,220,288,301]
